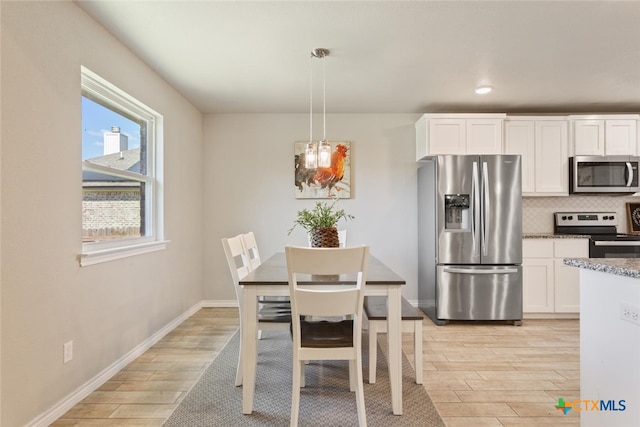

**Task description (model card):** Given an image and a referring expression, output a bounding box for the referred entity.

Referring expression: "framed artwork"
[626,202,640,234]
[294,141,351,199]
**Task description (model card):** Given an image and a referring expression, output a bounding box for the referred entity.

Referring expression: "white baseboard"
[27,301,205,427]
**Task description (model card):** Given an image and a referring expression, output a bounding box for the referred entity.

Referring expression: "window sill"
[79,240,169,266]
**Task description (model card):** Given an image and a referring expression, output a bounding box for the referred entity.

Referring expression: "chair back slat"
[287,247,367,276]
[221,235,251,303]
[294,288,360,317]
[338,229,347,247]
[242,232,262,270]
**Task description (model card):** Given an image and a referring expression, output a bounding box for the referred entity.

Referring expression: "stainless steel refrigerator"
[418,155,522,325]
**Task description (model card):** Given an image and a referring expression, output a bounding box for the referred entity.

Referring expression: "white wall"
[203,113,420,303]
[1,2,203,425]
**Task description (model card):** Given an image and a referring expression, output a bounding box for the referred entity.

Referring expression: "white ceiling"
[75,0,640,114]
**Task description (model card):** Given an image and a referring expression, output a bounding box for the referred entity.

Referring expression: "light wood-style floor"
[52,307,579,426]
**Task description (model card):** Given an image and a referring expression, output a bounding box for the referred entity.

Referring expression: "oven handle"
[626,162,633,187]
[593,241,640,246]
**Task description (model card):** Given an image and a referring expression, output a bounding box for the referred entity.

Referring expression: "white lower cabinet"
[522,238,588,316]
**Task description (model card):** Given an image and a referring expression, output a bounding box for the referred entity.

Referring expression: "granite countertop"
[564,258,640,279]
[523,233,590,239]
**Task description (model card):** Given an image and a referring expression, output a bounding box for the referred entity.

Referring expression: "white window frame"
[79,67,166,266]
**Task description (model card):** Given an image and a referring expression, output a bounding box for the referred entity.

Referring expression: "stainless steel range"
[554,212,640,258]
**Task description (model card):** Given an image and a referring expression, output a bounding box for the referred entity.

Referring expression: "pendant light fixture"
[305,48,332,169]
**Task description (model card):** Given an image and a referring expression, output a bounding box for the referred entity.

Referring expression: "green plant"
[288,198,354,235]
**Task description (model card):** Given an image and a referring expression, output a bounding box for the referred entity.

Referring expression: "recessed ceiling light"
[475,85,493,95]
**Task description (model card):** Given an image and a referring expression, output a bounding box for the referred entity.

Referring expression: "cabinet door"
[554,259,580,313]
[466,119,503,154]
[605,120,637,155]
[505,121,535,193]
[574,120,605,155]
[428,119,466,155]
[534,121,568,195]
[553,239,588,313]
[523,258,555,313]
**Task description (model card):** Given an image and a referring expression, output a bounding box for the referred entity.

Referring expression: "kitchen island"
[564,258,640,427]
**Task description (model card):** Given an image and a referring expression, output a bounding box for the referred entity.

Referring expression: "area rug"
[163,329,445,426]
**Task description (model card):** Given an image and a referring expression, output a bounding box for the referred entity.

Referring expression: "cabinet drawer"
[554,239,589,258]
[523,240,554,258]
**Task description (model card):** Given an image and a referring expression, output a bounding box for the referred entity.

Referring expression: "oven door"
[571,156,640,193]
[589,240,640,258]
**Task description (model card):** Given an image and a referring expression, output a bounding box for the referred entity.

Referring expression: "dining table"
[239,251,406,416]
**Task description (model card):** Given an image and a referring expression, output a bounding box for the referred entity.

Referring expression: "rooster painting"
[294,141,351,199]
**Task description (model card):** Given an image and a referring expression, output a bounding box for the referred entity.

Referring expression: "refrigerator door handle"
[442,267,519,274]
[482,161,490,256]
[472,161,480,257]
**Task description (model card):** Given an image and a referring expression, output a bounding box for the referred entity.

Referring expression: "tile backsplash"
[523,196,640,234]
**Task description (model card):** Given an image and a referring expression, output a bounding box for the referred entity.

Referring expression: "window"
[80,67,165,266]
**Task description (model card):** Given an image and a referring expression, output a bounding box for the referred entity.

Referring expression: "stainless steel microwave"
[570,156,640,194]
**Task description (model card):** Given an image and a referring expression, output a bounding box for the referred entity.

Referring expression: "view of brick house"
[82,127,143,241]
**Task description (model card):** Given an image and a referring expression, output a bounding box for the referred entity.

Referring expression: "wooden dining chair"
[285,245,370,427]
[222,234,292,386]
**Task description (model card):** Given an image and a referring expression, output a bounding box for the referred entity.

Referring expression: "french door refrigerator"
[418,155,522,325]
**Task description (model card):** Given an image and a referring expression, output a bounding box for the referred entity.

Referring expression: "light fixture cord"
[309,52,313,143]
[322,53,326,141]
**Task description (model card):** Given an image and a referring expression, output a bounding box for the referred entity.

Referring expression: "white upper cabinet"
[504,118,568,196]
[606,120,637,155]
[535,120,569,195]
[427,118,466,155]
[416,114,505,159]
[570,115,639,156]
[465,118,504,154]
[504,120,535,193]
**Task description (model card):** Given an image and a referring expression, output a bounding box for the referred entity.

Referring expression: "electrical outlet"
[63,340,73,364]
[620,303,640,326]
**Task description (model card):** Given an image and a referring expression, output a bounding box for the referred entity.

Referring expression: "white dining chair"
[285,245,369,427]
[222,234,291,386]
[241,232,291,340]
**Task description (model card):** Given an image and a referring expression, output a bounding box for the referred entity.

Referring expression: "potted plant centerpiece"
[288,198,354,247]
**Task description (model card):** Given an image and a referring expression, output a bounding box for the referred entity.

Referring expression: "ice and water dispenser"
[444,194,470,230]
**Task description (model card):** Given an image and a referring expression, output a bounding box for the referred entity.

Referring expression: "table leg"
[242,286,258,414]
[387,287,403,415]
